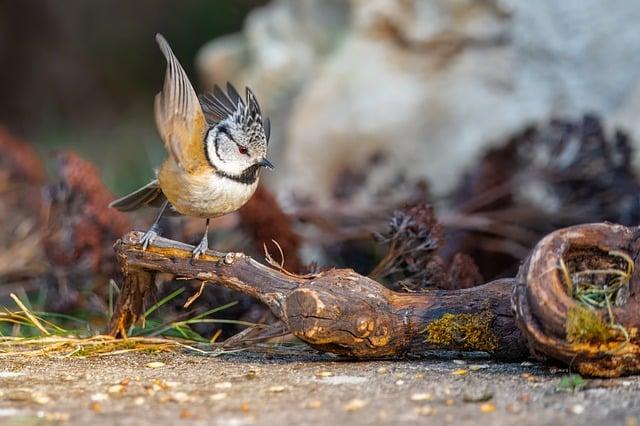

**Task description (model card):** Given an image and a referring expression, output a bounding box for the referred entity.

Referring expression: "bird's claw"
[191,236,209,260]
[140,229,158,250]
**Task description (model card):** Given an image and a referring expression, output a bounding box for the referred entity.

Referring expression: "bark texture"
[110,232,526,359]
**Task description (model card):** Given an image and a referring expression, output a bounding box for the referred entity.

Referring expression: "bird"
[109,34,274,259]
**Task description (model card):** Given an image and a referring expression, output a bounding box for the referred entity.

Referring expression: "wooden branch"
[110,232,527,359]
[110,223,640,377]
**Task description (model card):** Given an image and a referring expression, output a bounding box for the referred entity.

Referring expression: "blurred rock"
[198,0,640,201]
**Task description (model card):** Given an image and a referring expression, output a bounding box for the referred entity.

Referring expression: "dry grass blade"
[9,292,49,335]
[0,335,220,358]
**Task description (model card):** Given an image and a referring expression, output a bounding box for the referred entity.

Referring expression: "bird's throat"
[215,163,261,185]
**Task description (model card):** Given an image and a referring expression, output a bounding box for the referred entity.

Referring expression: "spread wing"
[154,33,208,173]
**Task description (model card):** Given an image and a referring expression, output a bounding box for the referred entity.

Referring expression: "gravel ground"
[1,348,639,426]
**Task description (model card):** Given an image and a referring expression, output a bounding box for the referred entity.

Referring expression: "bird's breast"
[158,160,258,218]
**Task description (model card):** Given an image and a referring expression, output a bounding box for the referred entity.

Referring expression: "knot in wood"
[224,253,236,264]
[282,271,398,357]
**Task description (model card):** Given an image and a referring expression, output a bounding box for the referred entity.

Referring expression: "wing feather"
[154,33,208,173]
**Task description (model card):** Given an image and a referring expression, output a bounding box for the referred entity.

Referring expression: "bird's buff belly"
[158,168,258,218]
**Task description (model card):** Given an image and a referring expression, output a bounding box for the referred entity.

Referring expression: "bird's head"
[201,84,273,183]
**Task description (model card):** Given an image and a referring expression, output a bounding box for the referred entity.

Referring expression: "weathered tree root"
[110,232,526,359]
[513,223,640,377]
[110,225,640,376]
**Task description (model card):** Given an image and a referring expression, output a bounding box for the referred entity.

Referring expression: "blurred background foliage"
[0,0,264,193]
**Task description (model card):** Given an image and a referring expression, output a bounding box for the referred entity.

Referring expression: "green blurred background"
[0,0,264,193]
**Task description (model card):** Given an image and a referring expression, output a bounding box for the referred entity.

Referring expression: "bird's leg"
[192,218,210,259]
[140,200,169,250]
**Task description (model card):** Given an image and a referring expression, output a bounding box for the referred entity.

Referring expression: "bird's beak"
[258,158,275,170]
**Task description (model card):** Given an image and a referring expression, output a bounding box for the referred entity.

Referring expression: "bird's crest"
[199,83,271,143]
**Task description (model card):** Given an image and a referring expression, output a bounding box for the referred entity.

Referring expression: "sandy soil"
[1,348,639,426]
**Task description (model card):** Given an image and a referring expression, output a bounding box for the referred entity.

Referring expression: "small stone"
[91,393,109,402]
[415,405,436,416]
[134,397,145,406]
[463,388,493,403]
[469,364,489,371]
[410,393,432,402]
[453,360,466,365]
[344,399,368,412]
[88,402,102,413]
[179,409,193,419]
[245,370,258,380]
[520,361,533,366]
[622,381,632,387]
[480,402,496,413]
[452,369,468,376]
[570,404,585,415]
[171,392,191,403]
[239,402,251,413]
[120,378,131,386]
[306,400,322,409]
[445,399,455,406]
[268,386,286,393]
[151,379,170,391]
[315,371,333,377]
[32,393,51,405]
[107,385,125,394]
[214,381,233,389]
[395,380,405,386]
[376,367,388,374]
[209,393,228,401]
[38,411,70,422]
[414,373,425,379]
[145,362,165,369]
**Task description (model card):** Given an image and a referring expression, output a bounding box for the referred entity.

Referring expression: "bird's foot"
[191,234,209,260]
[140,228,158,250]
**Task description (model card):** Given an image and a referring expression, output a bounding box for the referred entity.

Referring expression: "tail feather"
[109,180,165,212]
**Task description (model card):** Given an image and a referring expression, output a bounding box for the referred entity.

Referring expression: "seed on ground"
[209,393,227,401]
[480,402,496,413]
[410,393,432,401]
[344,399,369,412]
[145,362,165,369]
[415,405,436,416]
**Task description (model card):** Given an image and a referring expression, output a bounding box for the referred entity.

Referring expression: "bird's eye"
[238,146,249,155]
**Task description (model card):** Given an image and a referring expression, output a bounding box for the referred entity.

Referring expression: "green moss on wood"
[424,311,498,352]
[566,306,612,344]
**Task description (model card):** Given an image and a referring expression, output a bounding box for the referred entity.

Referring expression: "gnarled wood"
[513,223,640,377]
[110,231,527,359]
